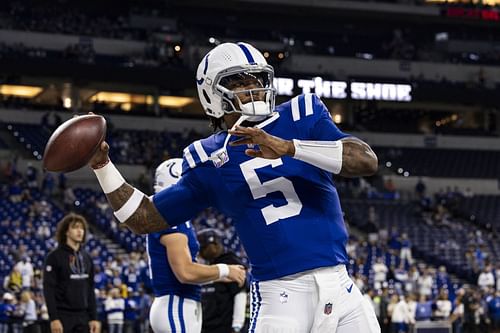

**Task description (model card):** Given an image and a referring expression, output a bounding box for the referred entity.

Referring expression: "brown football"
[43,115,107,173]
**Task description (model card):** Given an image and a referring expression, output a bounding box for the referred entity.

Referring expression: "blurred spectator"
[123,291,138,333]
[373,258,389,290]
[496,264,500,291]
[137,289,151,333]
[417,269,434,298]
[391,295,415,333]
[105,288,125,333]
[63,186,77,211]
[25,163,38,190]
[436,266,450,290]
[19,291,37,333]
[400,233,413,265]
[364,289,380,319]
[394,263,409,292]
[415,295,432,321]
[415,178,426,198]
[488,290,500,330]
[365,206,379,244]
[14,257,34,290]
[434,289,452,320]
[198,229,247,333]
[41,173,54,197]
[0,293,15,333]
[6,267,22,293]
[477,265,495,291]
[462,289,482,333]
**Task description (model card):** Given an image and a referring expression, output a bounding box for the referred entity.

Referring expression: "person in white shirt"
[434,289,452,319]
[373,258,389,290]
[391,295,415,333]
[14,257,33,290]
[406,294,417,331]
[20,291,37,333]
[477,265,495,291]
[105,288,125,333]
[417,269,433,297]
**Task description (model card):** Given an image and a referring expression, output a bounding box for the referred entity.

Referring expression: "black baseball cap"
[197,228,222,247]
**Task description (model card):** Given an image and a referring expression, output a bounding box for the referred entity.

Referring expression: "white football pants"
[150,294,202,333]
[249,265,381,333]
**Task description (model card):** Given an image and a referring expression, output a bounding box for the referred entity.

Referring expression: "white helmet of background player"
[195,42,276,119]
[154,158,183,194]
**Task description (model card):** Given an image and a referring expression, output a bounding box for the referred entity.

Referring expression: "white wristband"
[292,139,343,174]
[93,161,125,194]
[113,189,145,223]
[216,264,230,279]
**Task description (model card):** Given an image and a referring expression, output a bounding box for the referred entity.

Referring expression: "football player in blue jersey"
[89,42,380,332]
[147,158,246,333]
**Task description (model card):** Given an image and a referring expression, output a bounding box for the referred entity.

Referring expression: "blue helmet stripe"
[203,54,209,75]
[237,43,256,64]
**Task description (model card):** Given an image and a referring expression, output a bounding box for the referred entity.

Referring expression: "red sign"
[446,7,500,21]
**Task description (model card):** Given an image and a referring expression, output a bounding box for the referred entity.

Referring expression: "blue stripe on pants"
[168,295,176,332]
[250,281,261,333]
[179,297,185,333]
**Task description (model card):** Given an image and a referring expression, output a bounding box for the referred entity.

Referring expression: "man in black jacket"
[198,229,247,333]
[43,213,99,333]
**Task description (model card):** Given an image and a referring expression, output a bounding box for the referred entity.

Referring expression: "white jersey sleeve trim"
[193,140,209,162]
[291,96,300,121]
[305,93,314,116]
[183,147,196,168]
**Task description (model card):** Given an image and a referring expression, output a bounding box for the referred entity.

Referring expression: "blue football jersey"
[153,93,351,281]
[146,221,201,300]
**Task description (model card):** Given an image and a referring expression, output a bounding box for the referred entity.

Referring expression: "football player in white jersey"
[89,42,380,332]
[147,159,246,333]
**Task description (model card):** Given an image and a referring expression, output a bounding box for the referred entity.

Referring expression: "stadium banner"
[273,76,412,102]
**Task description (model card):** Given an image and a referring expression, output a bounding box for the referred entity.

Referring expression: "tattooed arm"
[229,126,378,178]
[338,137,378,178]
[89,142,168,234]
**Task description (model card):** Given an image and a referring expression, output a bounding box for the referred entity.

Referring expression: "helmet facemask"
[214,65,276,119]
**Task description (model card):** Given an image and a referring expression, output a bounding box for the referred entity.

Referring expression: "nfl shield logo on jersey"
[211,148,229,168]
[279,291,288,304]
[324,303,333,315]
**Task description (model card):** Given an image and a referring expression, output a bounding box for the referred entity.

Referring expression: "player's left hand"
[229,126,295,159]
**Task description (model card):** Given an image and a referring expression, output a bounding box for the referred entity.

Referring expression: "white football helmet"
[154,158,183,193]
[196,42,276,119]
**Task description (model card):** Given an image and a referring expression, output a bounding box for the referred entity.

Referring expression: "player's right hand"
[227,265,246,287]
[50,319,63,333]
[89,141,110,169]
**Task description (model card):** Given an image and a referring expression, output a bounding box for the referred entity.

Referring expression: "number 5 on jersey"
[240,158,303,225]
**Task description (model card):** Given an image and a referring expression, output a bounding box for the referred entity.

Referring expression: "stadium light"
[91,92,193,109]
[158,96,194,108]
[0,85,43,98]
[63,97,72,109]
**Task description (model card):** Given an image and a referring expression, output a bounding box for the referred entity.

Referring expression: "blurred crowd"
[1,0,500,70]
